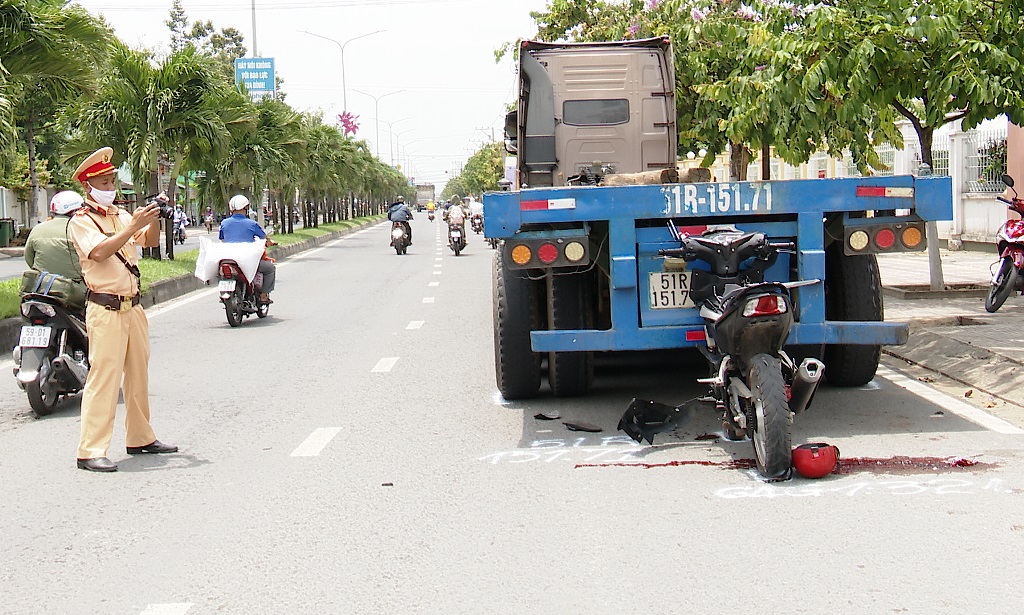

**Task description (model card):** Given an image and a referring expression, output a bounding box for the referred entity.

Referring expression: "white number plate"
[218,280,236,292]
[19,326,52,348]
[649,271,695,310]
[451,231,461,239]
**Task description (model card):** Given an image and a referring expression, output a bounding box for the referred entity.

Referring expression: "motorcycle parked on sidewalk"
[619,225,824,480]
[471,214,484,234]
[448,222,467,256]
[391,222,410,255]
[12,293,89,416]
[986,174,1024,313]
[217,259,269,326]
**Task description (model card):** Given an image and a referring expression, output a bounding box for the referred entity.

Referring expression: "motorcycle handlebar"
[998,196,1014,205]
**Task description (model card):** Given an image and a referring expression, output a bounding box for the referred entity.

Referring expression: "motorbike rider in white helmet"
[22,191,89,311]
[219,194,278,303]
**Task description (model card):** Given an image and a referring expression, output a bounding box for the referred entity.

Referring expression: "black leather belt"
[87,291,140,311]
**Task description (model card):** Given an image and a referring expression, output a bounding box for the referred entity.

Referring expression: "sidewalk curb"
[1,217,383,353]
[886,319,1024,408]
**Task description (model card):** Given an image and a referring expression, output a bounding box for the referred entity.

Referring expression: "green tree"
[165,0,189,52]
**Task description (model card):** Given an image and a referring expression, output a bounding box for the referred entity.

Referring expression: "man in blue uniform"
[219,194,277,303]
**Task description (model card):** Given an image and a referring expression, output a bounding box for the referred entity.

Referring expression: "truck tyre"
[493,252,541,400]
[824,244,882,386]
[546,271,594,397]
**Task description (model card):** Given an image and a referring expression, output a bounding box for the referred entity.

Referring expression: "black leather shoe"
[77,457,118,472]
[126,440,179,455]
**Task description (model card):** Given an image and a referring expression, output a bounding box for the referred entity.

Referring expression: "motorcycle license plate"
[452,231,462,239]
[649,272,695,309]
[218,280,236,292]
[19,326,52,348]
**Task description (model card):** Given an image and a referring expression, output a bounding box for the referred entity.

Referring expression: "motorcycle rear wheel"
[26,350,60,416]
[225,284,244,327]
[985,256,1017,313]
[747,353,793,479]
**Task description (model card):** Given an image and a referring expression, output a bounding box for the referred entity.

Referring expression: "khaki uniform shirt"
[68,201,142,297]
[24,216,84,282]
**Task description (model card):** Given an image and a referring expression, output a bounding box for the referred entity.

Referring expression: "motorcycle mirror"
[1001,174,1014,189]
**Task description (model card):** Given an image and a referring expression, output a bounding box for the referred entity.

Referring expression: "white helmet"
[229,194,250,211]
[50,191,84,215]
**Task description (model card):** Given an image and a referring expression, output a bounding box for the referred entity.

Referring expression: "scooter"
[448,222,466,256]
[986,174,1024,312]
[619,225,824,480]
[175,224,187,245]
[471,214,484,234]
[12,293,89,416]
[217,259,270,326]
[391,222,410,255]
[427,210,435,222]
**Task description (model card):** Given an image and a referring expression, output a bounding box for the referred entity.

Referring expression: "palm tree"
[1,0,108,208]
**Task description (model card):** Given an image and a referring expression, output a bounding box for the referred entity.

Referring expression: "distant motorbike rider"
[444,195,466,229]
[219,194,277,304]
[467,195,484,229]
[387,195,414,246]
[172,206,188,242]
[22,191,88,311]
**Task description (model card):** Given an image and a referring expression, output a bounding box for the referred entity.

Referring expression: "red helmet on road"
[792,443,840,478]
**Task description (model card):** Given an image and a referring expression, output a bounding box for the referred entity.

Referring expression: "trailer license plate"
[649,272,695,309]
[19,326,52,348]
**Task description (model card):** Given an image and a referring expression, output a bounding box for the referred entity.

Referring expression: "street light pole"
[354,89,404,159]
[300,29,385,111]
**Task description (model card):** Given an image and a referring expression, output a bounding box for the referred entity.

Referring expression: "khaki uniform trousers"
[77,303,156,459]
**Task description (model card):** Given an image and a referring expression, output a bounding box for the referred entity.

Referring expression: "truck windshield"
[562,99,629,126]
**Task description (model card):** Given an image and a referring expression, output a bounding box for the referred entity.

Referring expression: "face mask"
[90,187,116,206]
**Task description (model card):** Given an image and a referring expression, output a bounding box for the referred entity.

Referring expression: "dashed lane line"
[428,282,439,287]
[290,427,343,457]
[371,357,399,373]
[422,297,435,303]
[407,321,425,330]
[877,366,1024,434]
[141,604,193,615]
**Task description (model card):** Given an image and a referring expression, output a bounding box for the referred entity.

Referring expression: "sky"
[73,0,553,192]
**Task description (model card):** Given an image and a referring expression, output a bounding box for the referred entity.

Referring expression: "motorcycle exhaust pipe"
[789,358,824,414]
[52,353,88,389]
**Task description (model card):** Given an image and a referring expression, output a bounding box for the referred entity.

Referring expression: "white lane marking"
[422,297,435,303]
[146,288,217,318]
[290,427,343,457]
[141,605,193,615]
[407,321,424,330]
[435,257,443,261]
[433,263,442,268]
[877,366,1024,434]
[428,282,439,287]
[432,271,442,275]
[372,357,399,373]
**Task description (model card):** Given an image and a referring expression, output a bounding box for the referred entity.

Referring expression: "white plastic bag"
[195,237,266,283]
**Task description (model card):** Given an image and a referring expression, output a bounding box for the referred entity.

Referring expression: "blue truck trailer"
[484,38,954,404]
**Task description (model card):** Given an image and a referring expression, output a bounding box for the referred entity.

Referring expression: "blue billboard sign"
[234,58,275,99]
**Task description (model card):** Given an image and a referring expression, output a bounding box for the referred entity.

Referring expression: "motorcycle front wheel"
[985,256,1018,313]
[747,353,793,479]
[25,349,60,416]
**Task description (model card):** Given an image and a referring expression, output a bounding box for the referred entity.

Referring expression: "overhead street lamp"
[353,89,404,158]
[299,29,385,111]
[385,128,415,168]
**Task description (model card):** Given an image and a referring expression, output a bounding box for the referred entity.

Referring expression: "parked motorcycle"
[448,222,466,256]
[619,225,824,480]
[12,293,89,416]
[986,174,1024,312]
[391,221,410,255]
[471,214,484,234]
[218,259,270,326]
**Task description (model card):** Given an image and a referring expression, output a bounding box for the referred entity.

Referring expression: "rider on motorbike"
[444,195,466,227]
[467,195,484,230]
[22,191,89,312]
[172,206,188,242]
[220,194,277,303]
[387,195,414,246]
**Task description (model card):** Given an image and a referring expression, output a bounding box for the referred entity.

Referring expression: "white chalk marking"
[371,357,399,373]
[141,604,193,615]
[407,321,424,330]
[290,427,342,457]
[877,366,1024,434]
[422,297,435,303]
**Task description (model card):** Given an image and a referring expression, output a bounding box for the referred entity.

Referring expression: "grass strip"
[0,215,382,320]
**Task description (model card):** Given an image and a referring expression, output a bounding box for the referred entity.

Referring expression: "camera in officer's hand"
[144,194,174,219]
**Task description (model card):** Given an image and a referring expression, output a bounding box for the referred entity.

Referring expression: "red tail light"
[220,264,233,278]
[743,295,788,317]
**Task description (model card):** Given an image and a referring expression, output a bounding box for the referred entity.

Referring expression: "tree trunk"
[729,141,750,181]
[761,143,771,180]
[24,119,40,224]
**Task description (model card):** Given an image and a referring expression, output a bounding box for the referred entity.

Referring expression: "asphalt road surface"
[1,217,1022,614]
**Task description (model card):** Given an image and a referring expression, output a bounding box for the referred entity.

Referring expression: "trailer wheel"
[547,271,594,397]
[824,244,882,386]
[493,251,541,400]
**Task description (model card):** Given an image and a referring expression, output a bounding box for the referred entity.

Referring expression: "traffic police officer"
[67,147,177,472]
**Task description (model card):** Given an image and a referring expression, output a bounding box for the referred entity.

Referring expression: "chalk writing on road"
[716,478,1017,499]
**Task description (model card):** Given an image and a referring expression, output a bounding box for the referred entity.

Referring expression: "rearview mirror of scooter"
[1001,174,1014,189]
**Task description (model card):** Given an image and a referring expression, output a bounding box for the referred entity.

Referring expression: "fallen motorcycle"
[619,225,824,480]
[13,291,89,416]
[986,174,1024,312]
